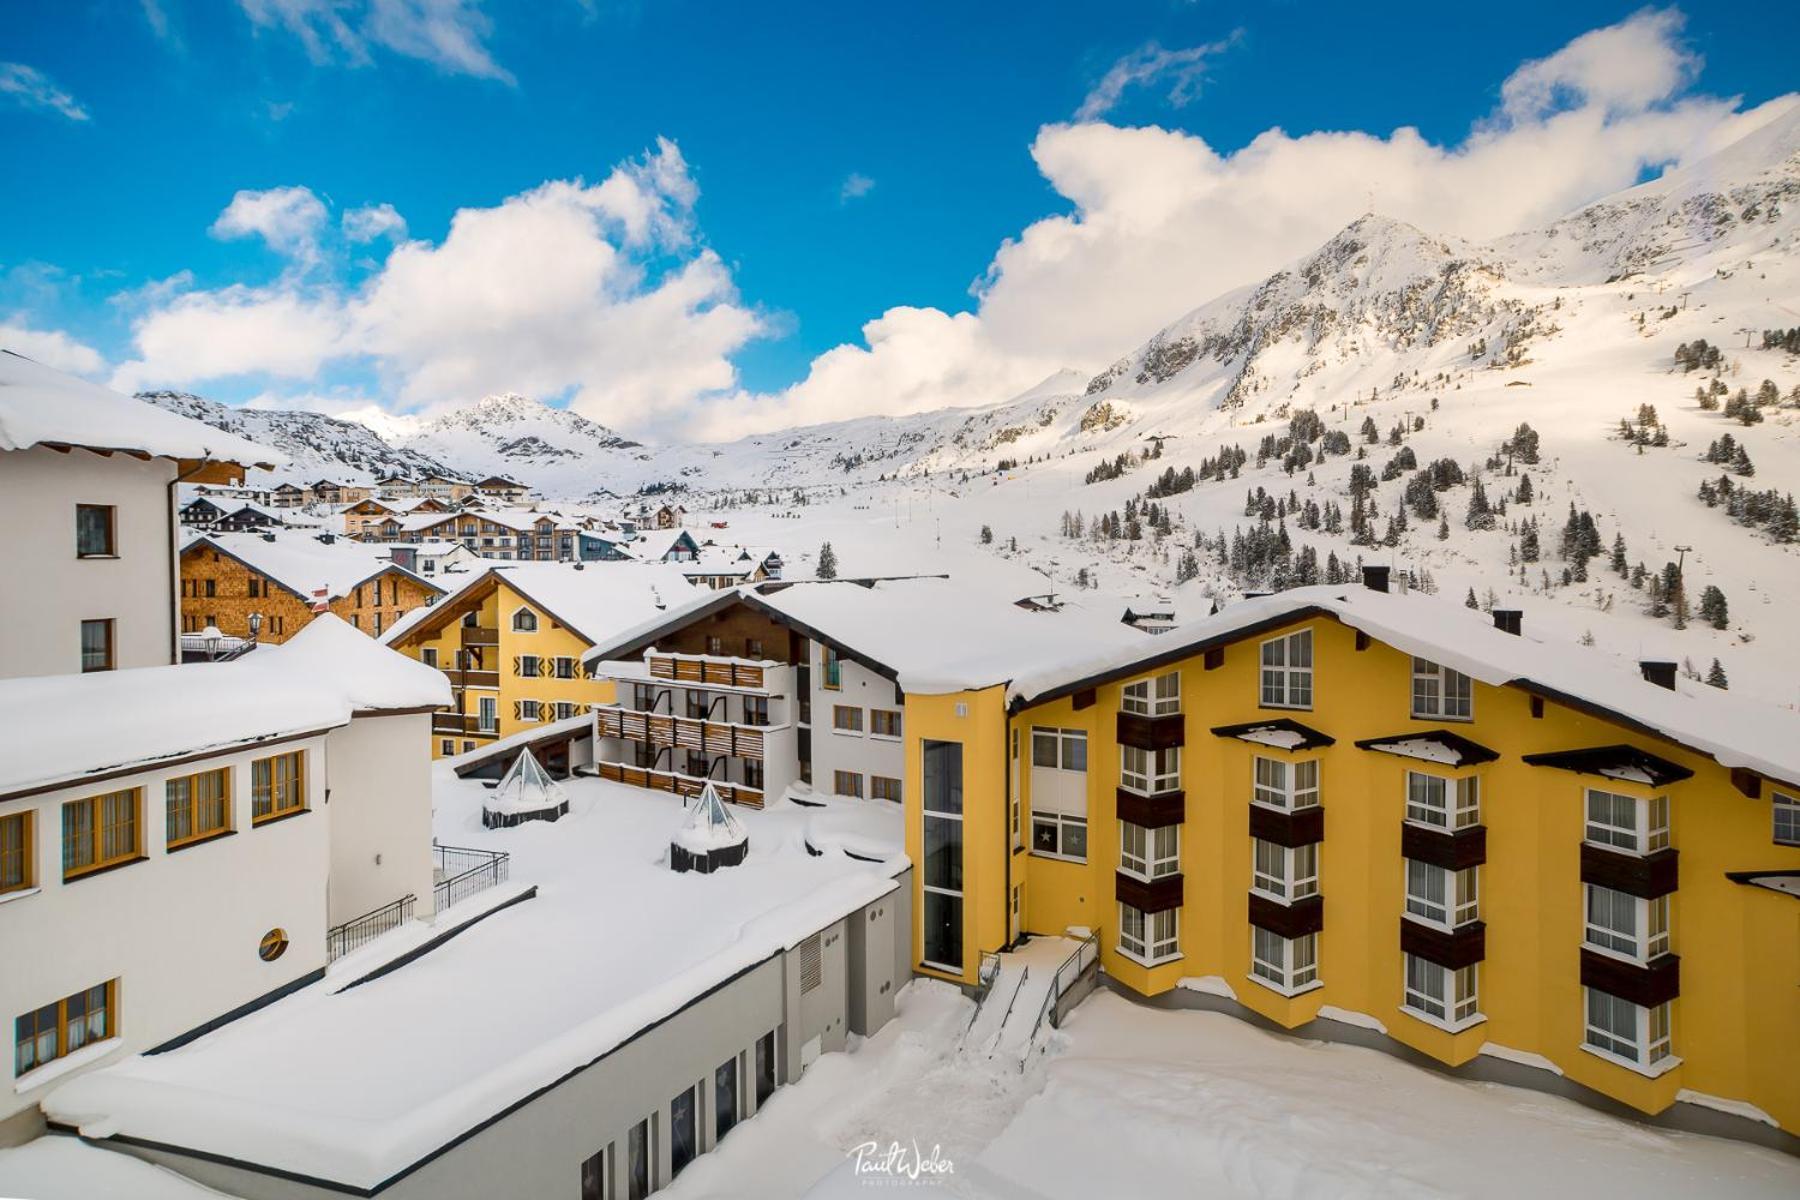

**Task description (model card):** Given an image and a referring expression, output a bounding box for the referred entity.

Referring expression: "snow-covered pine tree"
[817,541,838,579]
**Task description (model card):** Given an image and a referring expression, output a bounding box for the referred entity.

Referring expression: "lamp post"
[201,624,224,662]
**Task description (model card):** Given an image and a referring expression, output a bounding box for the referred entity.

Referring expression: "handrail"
[1022,931,1101,1060]
[432,843,510,912]
[958,951,1004,1042]
[326,894,416,962]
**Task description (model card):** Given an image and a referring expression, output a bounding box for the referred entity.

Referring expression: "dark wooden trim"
[1116,787,1184,828]
[1530,696,1545,719]
[1401,822,1487,870]
[1203,647,1224,671]
[1400,917,1486,969]
[1730,769,1762,799]
[1250,803,1324,848]
[1355,729,1500,766]
[1116,871,1183,913]
[352,704,444,719]
[1071,688,1097,711]
[1117,711,1185,751]
[1248,892,1323,937]
[1355,630,1371,651]
[1210,718,1336,750]
[1521,745,1694,788]
[1724,870,1800,900]
[1580,845,1678,899]
[0,726,335,805]
[1581,949,1680,1007]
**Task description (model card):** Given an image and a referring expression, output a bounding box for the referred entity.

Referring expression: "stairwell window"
[1585,789,1669,855]
[1120,745,1180,795]
[62,789,140,879]
[1260,629,1313,709]
[1252,756,1319,810]
[1252,839,1319,902]
[1119,821,1180,881]
[1406,772,1480,830]
[1584,988,1673,1073]
[1411,658,1473,720]
[1031,727,1088,862]
[1404,861,1479,928]
[1122,671,1181,716]
[821,646,842,690]
[1404,957,1480,1028]
[251,751,306,823]
[1250,927,1318,994]
[1118,902,1180,966]
[1584,885,1670,962]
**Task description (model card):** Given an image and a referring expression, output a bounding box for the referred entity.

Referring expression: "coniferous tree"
[1465,587,1479,610]
[980,524,993,544]
[1437,514,1450,541]
[817,541,838,579]
[1610,533,1628,575]
[1706,658,1729,690]
[1515,473,1533,504]
[1698,585,1728,630]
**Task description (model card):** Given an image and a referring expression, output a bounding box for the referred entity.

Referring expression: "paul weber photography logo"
[848,1139,956,1186]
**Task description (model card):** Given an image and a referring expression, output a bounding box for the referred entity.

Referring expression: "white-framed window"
[1031,727,1087,771]
[1260,629,1313,709]
[1584,789,1670,855]
[1118,902,1180,966]
[554,701,580,721]
[555,656,578,680]
[1252,756,1320,810]
[1119,821,1180,881]
[1121,745,1181,795]
[1584,988,1673,1073]
[1251,839,1319,902]
[511,607,538,632]
[421,647,438,668]
[1032,812,1087,862]
[1406,772,1480,829]
[520,699,542,721]
[1122,671,1181,716]
[1777,792,1800,847]
[1583,885,1670,962]
[518,654,540,677]
[1404,860,1479,928]
[477,695,497,733]
[1411,657,1473,720]
[1250,927,1318,994]
[1403,956,1480,1028]
[1030,726,1088,861]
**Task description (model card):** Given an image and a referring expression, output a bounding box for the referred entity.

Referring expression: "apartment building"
[0,350,279,679]
[180,531,443,643]
[897,571,1800,1137]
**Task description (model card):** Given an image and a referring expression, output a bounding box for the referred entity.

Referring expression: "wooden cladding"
[462,626,500,646]
[444,667,500,690]
[1117,711,1185,751]
[1580,844,1678,900]
[1203,646,1225,671]
[593,760,764,809]
[595,707,767,761]
[1116,871,1183,914]
[1116,786,1185,829]
[1400,917,1487,970]
[646,654,767,690]
[1400,822,1487,870]
[1580,948,1680,1008]
[1072,688,1097,711]
[1248,892,1323,938]
[1250,803,1325,848]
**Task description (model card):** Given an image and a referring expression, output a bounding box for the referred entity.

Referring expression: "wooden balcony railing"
[594,706,769,760]
[593,760,765,809]
[463,626,499,646]
[444,667,500,690]
[432,713,472,735]
[646,654,767,690]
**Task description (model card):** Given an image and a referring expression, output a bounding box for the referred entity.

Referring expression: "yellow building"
[902,572,1800,1137]
[383,562,695,758]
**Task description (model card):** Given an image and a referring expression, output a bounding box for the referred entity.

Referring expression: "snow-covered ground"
[662,983,1799,1200]
[0,1135,239,1200]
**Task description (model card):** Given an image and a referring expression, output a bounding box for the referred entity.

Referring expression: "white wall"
[807,645,905,799]
[0,735,331,1124]
[0,447,178,679]
[324,713,436,925]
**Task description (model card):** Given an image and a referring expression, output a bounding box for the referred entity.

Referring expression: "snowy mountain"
[137,391,455,482]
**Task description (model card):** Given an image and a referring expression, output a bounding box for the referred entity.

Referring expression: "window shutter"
[512,656,522,676]
[540,657,552,677]
[512,700,521,721]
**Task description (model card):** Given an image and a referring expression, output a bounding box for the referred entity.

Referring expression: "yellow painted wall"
[949,612,1798,1130]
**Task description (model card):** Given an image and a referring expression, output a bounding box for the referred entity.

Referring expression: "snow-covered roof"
[0,350,282,467]
[381,561,693,648]
[0,615,449,799]
[183,531,440,603]
[1010,584,1800,788]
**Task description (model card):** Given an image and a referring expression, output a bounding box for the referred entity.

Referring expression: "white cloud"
[702,8,1788,440]
[112,140,765,436]
[840,173,876,203]
[0,322,106,376]
[343,202,409,243]
[1076,36,1238,122]
[235,0,513,82]
[210,186,331,264]
[0,62,90,121]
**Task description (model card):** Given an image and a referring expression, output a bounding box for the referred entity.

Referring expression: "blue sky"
[1,2,1794,439]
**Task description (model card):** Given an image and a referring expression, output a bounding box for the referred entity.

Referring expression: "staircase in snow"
[958,934,1099,1065]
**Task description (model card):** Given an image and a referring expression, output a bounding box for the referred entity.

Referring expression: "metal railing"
[1022,931,1102,1063]
[433,843,510,911]
[326,894,415,962]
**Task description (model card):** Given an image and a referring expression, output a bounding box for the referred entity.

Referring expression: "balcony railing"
[444,667,500,690]
[646,654,768,690]
[432,713,472,735]
[594,706,775,761]
[433,843,510,911]
[594,760,764,809]
[326,894,415,962]
[463,626,499,646]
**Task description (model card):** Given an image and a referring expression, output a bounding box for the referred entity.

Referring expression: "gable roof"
[183,532,441,604]
[383,562,693,648]
[0,350,281,467]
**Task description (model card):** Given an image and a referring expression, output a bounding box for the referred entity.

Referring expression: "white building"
[0,350,281,679]
[0,616,449,1140]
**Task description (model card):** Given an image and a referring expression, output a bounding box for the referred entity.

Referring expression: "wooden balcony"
[646,653,767,690]
[593,760,765,809]
[445,667,500,690]
[432,713,473,735]
[463,626,499,646]
[594,706,769,760]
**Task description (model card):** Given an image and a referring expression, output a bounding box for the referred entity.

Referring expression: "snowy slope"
[138,391,450,482]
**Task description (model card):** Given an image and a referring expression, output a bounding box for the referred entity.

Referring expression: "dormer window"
[1411,658,1473,720]
[512,608,538,633]
[1260,630,1313,709]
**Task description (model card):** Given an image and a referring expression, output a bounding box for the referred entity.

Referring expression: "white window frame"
[1119,821,1180,881]
[1259,629,1313,709]
[420,647,438,668]
[1584,788,1670,855]
[1251,839,1319,903]
[1403,860,1479,929]
[1118,902,1180,966]
[1030,726,1088,862]
[520,699,542,722]
[1411,657,1473,720]
[1250,927,1319,995]
[1405,771,1480,830]
[1031,812,1088,863]
[477,695,498,733]
[511,606,538,633]
[1252,756,1320,810]
[1122,671,1181,717]
[1403,956,1481,1030]
[1120,744,1181,795]
[518,654,540,678]
[1583,988,1675,1075]
[554,701,580,721]
[1031,727,1087,772]
[1775,791,1800,847]
[1583,884,1670,963]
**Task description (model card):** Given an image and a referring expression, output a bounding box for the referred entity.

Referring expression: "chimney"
[1491,609,1522,636]
[1361,565,1390,593]
[1639,660,1678,690]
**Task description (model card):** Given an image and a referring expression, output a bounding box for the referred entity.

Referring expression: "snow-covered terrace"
[43,770,907,1190]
